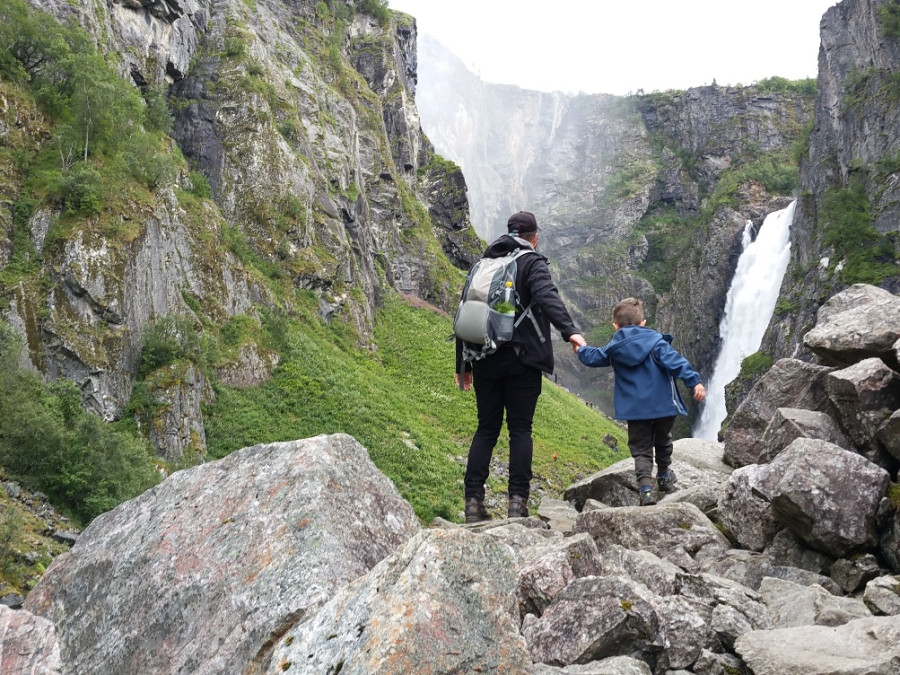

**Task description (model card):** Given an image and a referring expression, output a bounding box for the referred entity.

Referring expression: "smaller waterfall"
[694,201,796,440]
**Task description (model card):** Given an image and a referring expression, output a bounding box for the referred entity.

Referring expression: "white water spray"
[694,201,796,440]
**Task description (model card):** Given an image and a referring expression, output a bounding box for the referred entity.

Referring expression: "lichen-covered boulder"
[718,464,781,552]
[573,502,731,573]
[734,615,900,675]
[0,605,62,674]
[758,577,871,628]
[863,575,900,616]
[826,357,900,470]
[758,407,852,463]
[24,434,420,675]
[804,284,900,369]
[754,438,890,557]
[262,528,532,674]
[723,359,834,467]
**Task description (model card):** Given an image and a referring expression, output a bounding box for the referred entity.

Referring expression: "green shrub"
[819,180,898,284]
[143,84,173,134]
[189,170,213,198]
[0,506,23,572]
[224,35,247,58]
[755,76,817,97]
[742,155,798,194]
[58,163,103,214]
[122,132,177,189]
[0,322,159,524]
[140,315,210,375]
[879,0,900,37]
[740,352,774,379]
[355,0,390,22]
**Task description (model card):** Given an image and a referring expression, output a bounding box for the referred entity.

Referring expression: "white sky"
[388,1,839,95]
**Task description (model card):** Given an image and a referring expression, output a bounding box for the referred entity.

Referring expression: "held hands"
[693,383,707,402]
[455,371,472,392]
[569,333,586,353]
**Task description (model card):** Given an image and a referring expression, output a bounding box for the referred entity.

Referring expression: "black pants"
[627,416,676,489]
[464,346,543,500]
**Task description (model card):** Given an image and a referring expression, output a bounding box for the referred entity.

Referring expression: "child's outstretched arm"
[577,345,611,368]
[653,341,702,389]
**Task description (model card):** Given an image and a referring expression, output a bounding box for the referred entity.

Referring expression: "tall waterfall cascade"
[694,201,796,440]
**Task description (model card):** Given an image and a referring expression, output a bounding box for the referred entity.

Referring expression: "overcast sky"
[387,1,839,95]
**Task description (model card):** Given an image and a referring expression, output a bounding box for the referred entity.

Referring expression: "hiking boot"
[657,470,678,493]
[507,495,529,518]
[465,498,490,523]
[639,486,656,506]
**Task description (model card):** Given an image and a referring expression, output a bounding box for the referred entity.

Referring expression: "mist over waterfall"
[694,201,796,440]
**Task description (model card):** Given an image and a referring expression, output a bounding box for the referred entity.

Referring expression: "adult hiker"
[455,211,585,522]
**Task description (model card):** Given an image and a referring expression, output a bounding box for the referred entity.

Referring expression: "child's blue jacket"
[577,325,702,421]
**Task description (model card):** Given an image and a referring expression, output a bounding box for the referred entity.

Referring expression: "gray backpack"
[453,247,544,371]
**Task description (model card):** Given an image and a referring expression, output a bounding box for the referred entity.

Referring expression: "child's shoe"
[657,470,678,493]
[639,486,656,506]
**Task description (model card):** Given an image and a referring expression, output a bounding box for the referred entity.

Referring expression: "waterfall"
[694,201,796,440]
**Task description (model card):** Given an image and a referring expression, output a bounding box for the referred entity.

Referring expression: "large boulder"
[829,553,884,594]
[863,575,900,616]
[758,577,871,628]
[878,409,900,461]
[260,528,533,674]
[707,548,840,594]
[723,359,834,467]
[573,502,731,573]
[754,438,890,557]
[596,545,684,597]
[675,571,771,635]
[826,357,900,471]
[881,505,900,574]
[717,464,781,551]
[758,407,852,463]
[804,284,900,370]
[522,575,657,667]
[511,533,603,618]
[734,615,900,675]
[531,656,653,674]
[23,434,420,675]
[0,605,61,674]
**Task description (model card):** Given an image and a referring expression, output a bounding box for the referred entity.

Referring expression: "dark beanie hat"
[507,211,540,234]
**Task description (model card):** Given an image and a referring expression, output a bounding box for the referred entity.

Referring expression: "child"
[577,298,706,506]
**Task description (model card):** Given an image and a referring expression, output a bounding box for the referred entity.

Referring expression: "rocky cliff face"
[2,0,481,457]
[761,0,900,368]
[416,36,815,417]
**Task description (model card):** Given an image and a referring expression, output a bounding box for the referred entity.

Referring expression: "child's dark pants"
[627,416,676,489]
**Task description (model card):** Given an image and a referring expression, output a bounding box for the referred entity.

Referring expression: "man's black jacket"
[456,234,580,374]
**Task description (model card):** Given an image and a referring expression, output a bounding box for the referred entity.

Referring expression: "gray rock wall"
[762,0,900,366]
[6,0,482,457]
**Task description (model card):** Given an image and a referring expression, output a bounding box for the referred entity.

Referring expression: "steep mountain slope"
[1,0,483,459]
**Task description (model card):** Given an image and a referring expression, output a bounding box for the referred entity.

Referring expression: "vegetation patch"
[739,352,774,380]
[754,76,817,97]
[0,322,159,525]
[879,0,900,37]
[818,179,898,284]
[637,208,697,295]
[203,293,625,522]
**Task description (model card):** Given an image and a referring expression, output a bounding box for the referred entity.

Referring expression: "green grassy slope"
[204,292,626,522]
